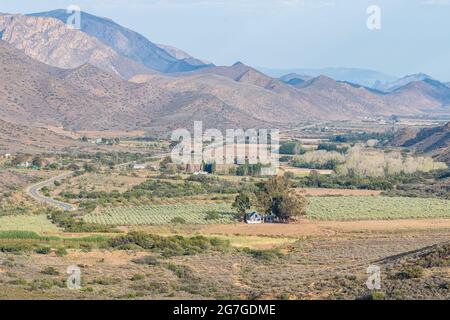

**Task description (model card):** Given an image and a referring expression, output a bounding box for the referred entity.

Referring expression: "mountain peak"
[309,75,337,85]
[402,73,433,81]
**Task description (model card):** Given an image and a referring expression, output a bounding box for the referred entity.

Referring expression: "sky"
[1,0,450,80]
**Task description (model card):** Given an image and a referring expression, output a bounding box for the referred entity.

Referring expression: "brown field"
[129,218,450,238]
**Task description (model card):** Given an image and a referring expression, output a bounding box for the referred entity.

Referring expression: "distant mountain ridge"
[261,67,398,88]
[373,73,434,92]
[279,73,313,87]
[0,9,450,137]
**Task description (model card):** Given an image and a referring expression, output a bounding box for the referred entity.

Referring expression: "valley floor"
[0,221,448,300]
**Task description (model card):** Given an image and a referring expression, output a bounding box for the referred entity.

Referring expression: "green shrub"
[34,246,51,255]
[243,248,284,262]
[41,267,60,276]
[130,274,145,281]
[170,217,186,224]
[131,256,159,265]
[0,243,33,253]
[48,210,118,233]
[8,278,28,286]
[108,232,229,257]
[205,211,221,220]
[395,266,425,279]
[90,278,121,285]
[165,264,195,280]
[371,291,385,300]
[55,247,68,257]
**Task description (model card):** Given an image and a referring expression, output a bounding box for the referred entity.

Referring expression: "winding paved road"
[25,172,76,211]
[24,161,140,211]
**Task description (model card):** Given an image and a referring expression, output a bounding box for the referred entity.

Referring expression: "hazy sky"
[2,0,450,80]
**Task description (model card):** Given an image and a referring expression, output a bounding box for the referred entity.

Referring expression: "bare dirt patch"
[153,218,450,238]
[61,250,149,266]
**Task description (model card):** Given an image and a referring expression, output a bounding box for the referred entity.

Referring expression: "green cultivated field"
[0,214,60,233]
[84,203,235,225]
[83,196,450,226]
[307,196,450,221]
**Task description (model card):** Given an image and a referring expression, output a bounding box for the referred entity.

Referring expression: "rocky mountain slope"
[29,10,211,73]
[2,37,450,138]
[0,14,153,79]
[0,41,304,133]
[0,118,84,154]
[390,122,450,164]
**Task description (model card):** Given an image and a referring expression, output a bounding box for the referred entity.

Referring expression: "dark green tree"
[232,191,253,219]
[255,175,308,222]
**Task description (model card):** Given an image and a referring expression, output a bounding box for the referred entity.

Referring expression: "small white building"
[133,164,146,170]
[245,212,264,224]
[245,211,279,224]
[19,161,31,168]
[193,171,209,175]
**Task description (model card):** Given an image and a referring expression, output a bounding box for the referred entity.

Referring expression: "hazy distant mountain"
[387,78,450,114]
[279,73,313,87]
[29,10,211,73]
[390,122,450,164]
[0,14,152,79]
[373,73,434,92]
[260,67,397,87]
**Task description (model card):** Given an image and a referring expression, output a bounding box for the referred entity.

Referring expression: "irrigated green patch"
[307,196,450,220]
[0,215,60,233]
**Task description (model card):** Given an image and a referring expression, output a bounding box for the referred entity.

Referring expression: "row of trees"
[232,175,308,222]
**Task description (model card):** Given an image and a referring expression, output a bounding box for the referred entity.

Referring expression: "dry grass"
[52,172,147,194]
[0,229,447,300]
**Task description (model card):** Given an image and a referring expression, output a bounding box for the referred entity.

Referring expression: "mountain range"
[28,10,212,75]
[0,9,450,141]
[260,67,398,88]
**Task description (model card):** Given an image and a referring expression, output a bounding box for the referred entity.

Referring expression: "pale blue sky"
[1,0,450,80]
